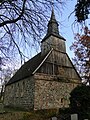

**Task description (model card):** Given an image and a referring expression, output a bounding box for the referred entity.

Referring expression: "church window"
[61,98,64,103]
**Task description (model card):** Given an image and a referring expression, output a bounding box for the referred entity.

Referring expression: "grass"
[0,108,58,120]
[1,106,90,120]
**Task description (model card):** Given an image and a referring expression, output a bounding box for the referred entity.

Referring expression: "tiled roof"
[6,52,46,85]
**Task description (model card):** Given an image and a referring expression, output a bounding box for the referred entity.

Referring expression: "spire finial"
[51,0,54,9]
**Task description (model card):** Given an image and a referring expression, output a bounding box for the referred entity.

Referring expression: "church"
[4,9,81,110]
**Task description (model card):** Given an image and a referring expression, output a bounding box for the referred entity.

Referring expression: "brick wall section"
[4,76,35,109]
[34,73,80,110]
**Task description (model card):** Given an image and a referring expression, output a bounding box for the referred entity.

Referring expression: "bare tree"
[0,66,17,100]
[0,0,65,68]
[0,0,66,96]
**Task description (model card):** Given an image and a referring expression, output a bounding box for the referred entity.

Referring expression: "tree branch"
[0,0,26,27]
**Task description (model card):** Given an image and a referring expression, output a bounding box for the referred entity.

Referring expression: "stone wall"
[34,73,80,110]
[4,73,80,110]
[4,76,35,110]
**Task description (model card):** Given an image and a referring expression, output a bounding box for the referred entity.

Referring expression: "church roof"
[41,9,65,42]
[6,52,47,85]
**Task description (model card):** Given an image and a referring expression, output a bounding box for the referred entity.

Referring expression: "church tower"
[41,9,66,55]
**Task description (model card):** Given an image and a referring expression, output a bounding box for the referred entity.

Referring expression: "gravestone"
[71,114,78,120]
[51,117,57,120]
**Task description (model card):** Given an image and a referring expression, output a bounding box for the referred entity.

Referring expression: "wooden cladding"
[37,62,79,79]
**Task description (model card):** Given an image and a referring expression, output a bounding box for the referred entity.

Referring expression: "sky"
[0,0,79,90]
[0,0,90,90]
[57,0,77,59]
[29,0,77,60]
[2,0,78,71]
[0,1,78,68]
